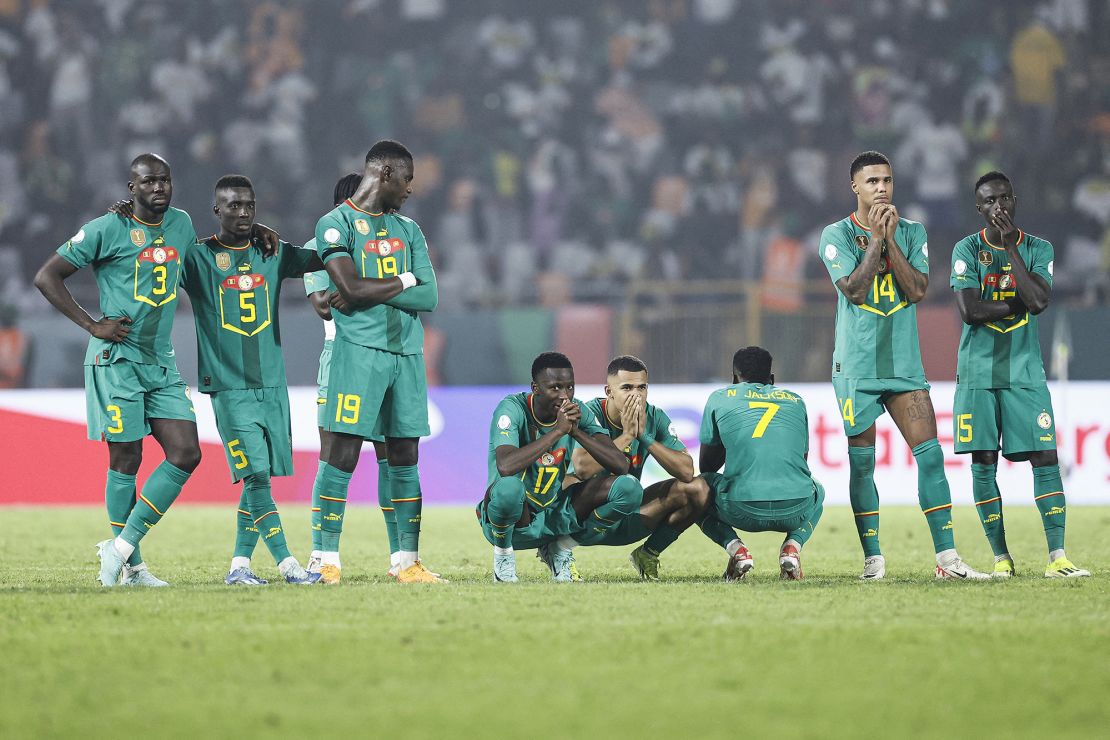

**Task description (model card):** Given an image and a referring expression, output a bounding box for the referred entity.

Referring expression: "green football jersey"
[315,201,438,356]
[487,393,606,509]
[181,237,316,392]
[582,398,685,481]
[699,382,813,501]
[302,239,332,296]
[819,214,929,379]
[58,208,197,368]
[950,229,1053,389]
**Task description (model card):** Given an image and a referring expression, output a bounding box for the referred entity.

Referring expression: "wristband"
[398,272,417,290]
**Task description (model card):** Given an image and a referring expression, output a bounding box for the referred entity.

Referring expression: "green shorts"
[952,384,1057,461]
[832,375,930,436]
[585,479,671,547]
[323,339,429,439]
[704,472,825,539]
[84,360,195,442]
[315,339,333,428]
[476,480,586,550]
[210,387,293,482]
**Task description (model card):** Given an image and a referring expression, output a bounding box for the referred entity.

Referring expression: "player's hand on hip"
[108,199,134,219]
[91,316,132,342]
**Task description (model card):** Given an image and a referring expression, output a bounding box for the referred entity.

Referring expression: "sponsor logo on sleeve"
[324,227,341,244]
[72,229,86,243]
[954,259,967,276]
[824,244,838,260]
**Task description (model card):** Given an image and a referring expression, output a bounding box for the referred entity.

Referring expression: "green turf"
[1,505,1107,739]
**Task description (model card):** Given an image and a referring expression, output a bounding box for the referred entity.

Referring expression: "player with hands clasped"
[818,150,988,581]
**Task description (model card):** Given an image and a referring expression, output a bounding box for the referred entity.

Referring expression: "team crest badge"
[378,240,392,256]
[978,249,993,266]
[355,219,370,235]
[855,235,869,249]
[130,229,146,247]
[540,453,555,466]
[878,256,890,273]
[999,274,1015,290]
[152,247,168,264]
[215,252,232,271]
[238,275,254,290]
[1037,412,1052,430]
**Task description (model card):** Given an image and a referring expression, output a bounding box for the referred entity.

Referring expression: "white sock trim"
[493,546,514,556]
[113,537,135,560]
[555,536,578,551]
[277,556,298,575]
[1049,548,1065,563]
[725,538,743,557]
[230,556,251,571]
[321,551,341,567]
[398,550,418,569]
[936,548,958,565]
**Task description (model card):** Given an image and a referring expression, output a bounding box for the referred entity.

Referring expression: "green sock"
[310,460,324,551]
[642,523,682,555]
[243,471,291,565]
[1032,464,1066,553]
[105,470,142,566]
[697,513,740,551]
[971,462,1008,557]
[389,464,422,552]
[787,491,824,547]
[848,446,881,556]
[573,475,643,546]
[315,463,352,552]
[120,462,190,547]
[912,439,955,553]
[233,488,259,559]
[486,478,525,548]
[378,459,399,554]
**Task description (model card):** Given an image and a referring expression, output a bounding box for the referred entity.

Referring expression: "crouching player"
[478,352,641,583]
[699,347,825,580]
[567,355,746,580]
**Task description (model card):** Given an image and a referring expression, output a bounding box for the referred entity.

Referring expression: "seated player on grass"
[565,355,749,581]
[699,346,825,581]
[477,351,642,583]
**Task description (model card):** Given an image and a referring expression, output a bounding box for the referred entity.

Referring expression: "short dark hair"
[607,355,647,376]
[130,152,169,173]
[850,150,891,179]
[366,139,413,165]
[531,351,573,381]
[732,346,773,384]
[333,172,362,205]
[974,170,1012,195]
[214,174,254,193]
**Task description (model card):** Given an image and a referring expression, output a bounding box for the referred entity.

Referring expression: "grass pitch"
[1,504,1107,739]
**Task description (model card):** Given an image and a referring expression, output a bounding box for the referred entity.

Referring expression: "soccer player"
[480,351,641,583]
[304,172,410,578]
[950,171,1089,578]
[818,150,988,580]
[312,140,442,584]
[179,174,323,585]
[33,154,249,586]
[568,355,748,581]
[699,347,825,580]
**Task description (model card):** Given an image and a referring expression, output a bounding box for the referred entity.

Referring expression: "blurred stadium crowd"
[1,0,1109,349]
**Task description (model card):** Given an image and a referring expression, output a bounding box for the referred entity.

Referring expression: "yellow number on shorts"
[106,404,124,434]
[152,264,168,295]
[239,291,256,323]
[228,439,249,469]
[957,413,973,443]
[840,398,856,428]
[871,273,896,304]
[534,466,559,496]
[377,256,399,278]
[335,393,361,424]
[748,401,780,438]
